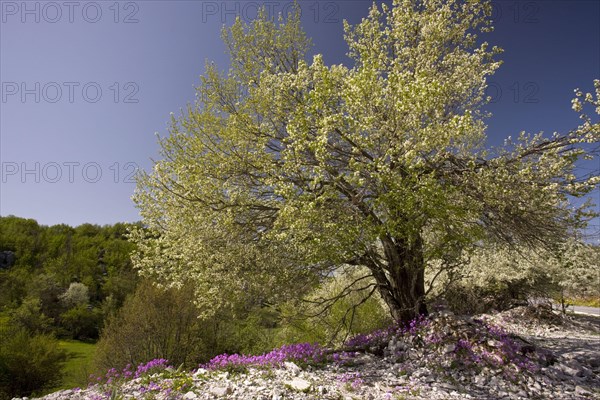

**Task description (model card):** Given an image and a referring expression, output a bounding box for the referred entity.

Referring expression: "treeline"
[0,216,139,399]
[0,215,139,338]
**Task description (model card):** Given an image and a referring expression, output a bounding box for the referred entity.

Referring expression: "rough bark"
[364,234,428,324]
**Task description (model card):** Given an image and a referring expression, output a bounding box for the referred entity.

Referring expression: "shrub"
[8,296,53,334]
[92,281,206,373]
[0,327,67,400]
[60,304,101,340]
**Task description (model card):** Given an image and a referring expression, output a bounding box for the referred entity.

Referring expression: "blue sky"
[1,0,599,239]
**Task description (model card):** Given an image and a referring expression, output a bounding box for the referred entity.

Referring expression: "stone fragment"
[576,367,591,377]
[575,386,592,396]
[284,361,301,374]
[560,365,580,376]
[209,386,231,397]
[285,377,311,392]
[354,354,375,365]
[443,343,456,353]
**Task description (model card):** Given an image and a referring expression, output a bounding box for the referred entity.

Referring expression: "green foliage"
[0,216,140,339]
[566,296,600,308]
[28,273,64,320]
[0,327,67,400]
[93,281,206,373]
[8,296,53,334]
[0,217,146,395]
[132,0,599,323]
[223,306,281,356]
[60,305,102,340]
[276,268,391,346]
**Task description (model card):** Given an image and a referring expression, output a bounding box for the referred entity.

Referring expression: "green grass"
[49,340,97,392]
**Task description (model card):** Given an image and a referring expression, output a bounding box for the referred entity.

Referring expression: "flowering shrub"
[135,359,172,378]
[344,315,539,383]
[434,319,539,381]
[331,350,360,366]
[344,326,396,349]
[201,342,328,372]
[88,359,194,400]
[344,315,430,350]
[89,359,173,387]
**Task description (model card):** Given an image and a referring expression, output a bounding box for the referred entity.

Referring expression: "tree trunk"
[367,233,428,324]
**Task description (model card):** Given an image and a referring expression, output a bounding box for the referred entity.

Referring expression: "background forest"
[0,216,138,399]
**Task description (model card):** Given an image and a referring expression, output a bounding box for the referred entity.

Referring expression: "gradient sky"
[1,0,599,238]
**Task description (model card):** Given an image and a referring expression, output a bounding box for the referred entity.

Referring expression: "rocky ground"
[15,305,600,400]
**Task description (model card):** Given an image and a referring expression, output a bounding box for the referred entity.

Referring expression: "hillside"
[15,306,600,400]
[0,216,140,398]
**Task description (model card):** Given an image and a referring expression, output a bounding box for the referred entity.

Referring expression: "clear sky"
[1,0,599,238]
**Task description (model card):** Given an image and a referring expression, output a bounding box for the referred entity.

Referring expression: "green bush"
[0,327,67,400]
[221,306,281,356]
[60,305,101,340]
[8,296,53,334]
[92,281,206,373]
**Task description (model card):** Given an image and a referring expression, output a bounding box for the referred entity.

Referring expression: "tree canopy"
[0,215,139,337]
[131,0,599,323]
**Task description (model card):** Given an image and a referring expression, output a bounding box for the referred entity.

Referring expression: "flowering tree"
[59,282,90,309]
[131,0,599,323]
[438,239,600,312]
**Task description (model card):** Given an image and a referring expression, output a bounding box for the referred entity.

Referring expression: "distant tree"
[133,0,598,322]
[8,297,53,334]
[59,282,90,309]
[0,216,43,269]
[29,273,63,320]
